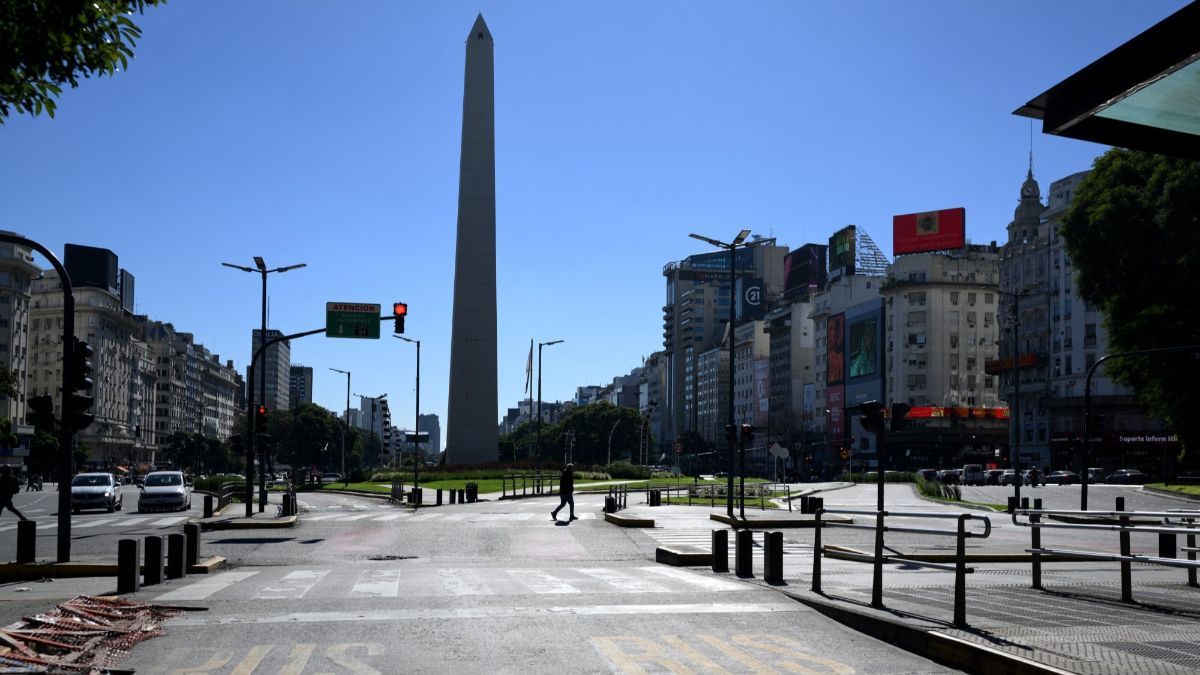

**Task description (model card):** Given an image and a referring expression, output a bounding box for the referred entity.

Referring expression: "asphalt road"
[0,483,201,562]
[118,490,957,674]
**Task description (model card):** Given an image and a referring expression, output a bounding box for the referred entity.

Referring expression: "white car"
[138,471,192,512]
[71,473,123,513]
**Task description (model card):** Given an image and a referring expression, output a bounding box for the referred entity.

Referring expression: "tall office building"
[446,15,499,465]
[250,329,290,412]
[0,233,41,456]
[289,365,313,408]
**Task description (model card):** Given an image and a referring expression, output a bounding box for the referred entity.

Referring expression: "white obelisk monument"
[446,15,498,464]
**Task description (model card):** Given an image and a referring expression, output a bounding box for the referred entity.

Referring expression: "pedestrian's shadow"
[554,520,570,527]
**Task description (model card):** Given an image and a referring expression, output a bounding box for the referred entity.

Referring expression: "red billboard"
[827,313,845,386]
[893,207,966,255]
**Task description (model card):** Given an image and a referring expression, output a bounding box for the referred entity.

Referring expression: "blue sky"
[0,1,1185,449]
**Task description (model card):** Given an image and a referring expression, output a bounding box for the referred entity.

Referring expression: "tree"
[0,1,165,123]
[0,366,17,400]
[1061,149,1200,469]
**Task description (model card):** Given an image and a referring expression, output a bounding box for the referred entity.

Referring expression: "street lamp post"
[537,339,564,470]
[355,393,387,475]
[329,368,350,479]
[689,229,751,519]
[999,285,1036,508]
[223,257,306,514]
[395,336,421,491]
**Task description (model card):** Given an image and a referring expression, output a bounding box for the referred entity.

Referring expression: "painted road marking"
[372,514,405,521]
[507,569,578,594]
[150,516,189,526]
[301,514,342,521]
[72,517,119,529]
[577,568,670,593]
[336,514,378,521]
[352,569,402,597]
[639,566,745,591]
[254,570,329,599]
[166,603,804,626]
[440,568,495,596]
[154,571,260,601]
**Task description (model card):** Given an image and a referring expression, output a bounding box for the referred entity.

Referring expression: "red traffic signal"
[393,302,408,317]
[255,404,268,429]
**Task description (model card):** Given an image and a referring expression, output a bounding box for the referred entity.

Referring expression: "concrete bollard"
[166,533,186,579]
[800,495,811,514]
[764,531,784,585]
[16,520,36,564]
[736,529,754,578]
[712,530,729,573]
[204,495,214,518]
[605,496,617,513]
[458,488,466,503]
[450,489,457,504]
[811,497,823,512]
[415,487,423,506]
[117,539,141,594]
[1007,496,1017,513]
[184,523,201,567]
[436,489,443,506]
[144,536,164,586]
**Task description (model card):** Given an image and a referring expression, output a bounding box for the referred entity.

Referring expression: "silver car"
[138,471,191,512]
[71,473,123,513]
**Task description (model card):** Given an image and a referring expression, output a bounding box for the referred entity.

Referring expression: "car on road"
[321,473,344,483]
[70,473,122,513]
[138,471,191,512]
[1045,470,1080,485]
[961,464,985,486]
[1105,469,1149,485]
[999,469,1019,486]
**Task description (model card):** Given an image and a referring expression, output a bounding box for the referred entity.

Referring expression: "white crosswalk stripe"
[143,565,745,602]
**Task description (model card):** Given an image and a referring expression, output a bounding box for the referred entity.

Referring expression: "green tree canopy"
[0,0,165,122]
[1061,149,1200,467]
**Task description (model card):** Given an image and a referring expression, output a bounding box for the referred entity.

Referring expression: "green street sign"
[326,302,381,339]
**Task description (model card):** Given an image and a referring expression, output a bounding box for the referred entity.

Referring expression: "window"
[950,292,959,305]
[1085,323,1097,347]
[908,291,927,305]
[966,357,976,371]
[949,333,959,349]
[1086,353,1096,371]
[907,311,926,324]
[966,312,976,328]
[985,293,994,304]
[967,292,977,306]
[983,312,994,328]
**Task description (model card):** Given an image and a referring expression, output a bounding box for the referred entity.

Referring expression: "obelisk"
[446,15,498,464]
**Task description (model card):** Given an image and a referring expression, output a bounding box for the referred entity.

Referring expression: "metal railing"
[216,481,246,510]
[641,481,793,510]
[390,478,406,502]
[606,485,627,512]
[501,474,558,499]
[1012,496,1200,602]
[813,508,992,626]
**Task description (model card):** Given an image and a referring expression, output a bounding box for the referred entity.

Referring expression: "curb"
[1142,485,1200,502]
[784,589,1075,675]
[655,545,711,567]
[0,556,228,580]
[604,513,654,528]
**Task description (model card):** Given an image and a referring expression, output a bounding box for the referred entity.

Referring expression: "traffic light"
[725,424,737,448]
[255,404,268,431]
[890,403,912,432]
[28,394,55,431]
[66,338,95,431]
[741,423,755,447]
[393,302,408,334]
[859,400,886,434]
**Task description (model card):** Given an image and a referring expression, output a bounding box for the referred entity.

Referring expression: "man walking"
[551,464,576,522]
[0,466,27,521]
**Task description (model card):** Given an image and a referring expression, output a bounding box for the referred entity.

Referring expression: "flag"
[525,338,533,395]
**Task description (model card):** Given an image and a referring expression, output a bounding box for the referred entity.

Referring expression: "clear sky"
[0,1,1186,450]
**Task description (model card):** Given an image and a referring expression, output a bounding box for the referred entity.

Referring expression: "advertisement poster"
[893,207,966,255]
[827,313,845,386]
[848,317,878,379]
[828,226,857,273]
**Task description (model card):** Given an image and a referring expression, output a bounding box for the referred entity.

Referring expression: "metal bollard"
[1159,532,1177,559]
[16,520,36,564]
[204,495,214,518]
[415,487,423,506]
[1188,532,1198,588]
[144,536,164,586]
[1031,498,1043,590]
[1117,496,1132,602]
[712,530,729,573]
[118,539,141,594]
[450,489,457,504]
[436,489,443,506]
[800,495,810,514]
[166,533,186,579]
[811,497,823,512]
[764,531,783,585]
[735,529,753,578]
[812,509,824,593]
[1007,496,1017,513]
[458,488,466,503]
[184,523,201,567]
[1021,497,1029,510]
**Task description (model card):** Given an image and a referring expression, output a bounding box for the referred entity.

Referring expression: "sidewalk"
[629,486,1200,674]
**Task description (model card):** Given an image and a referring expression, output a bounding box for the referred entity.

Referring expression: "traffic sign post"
[326,303,382,339]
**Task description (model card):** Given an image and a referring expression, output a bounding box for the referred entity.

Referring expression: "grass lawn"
[296,475,775,497]
[1147,483,1200,496]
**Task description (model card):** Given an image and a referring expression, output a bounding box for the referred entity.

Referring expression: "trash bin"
[465,482,478,503]
[604,496,617,513]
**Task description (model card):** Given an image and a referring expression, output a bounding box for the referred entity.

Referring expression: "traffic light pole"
[0,234,77,562]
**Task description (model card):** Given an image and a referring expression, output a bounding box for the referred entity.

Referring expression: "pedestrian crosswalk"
[0,515,190,533]
[151,564,748,602]
[297,510,599,524]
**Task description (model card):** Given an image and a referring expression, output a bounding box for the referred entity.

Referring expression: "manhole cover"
[367,555,417,561]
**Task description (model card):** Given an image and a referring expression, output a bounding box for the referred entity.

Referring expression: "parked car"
[999,469,1020,486]
[917,469,938,481]
[1045,470,1080,485]
[961,464,985,486]
[70,473,122,513]
[321,473,344,483]
[984,469,1005,485]
[1086,467,1106,484]
[937,469,959,484]
[138,471,192,512]
[1105,469,1149,485]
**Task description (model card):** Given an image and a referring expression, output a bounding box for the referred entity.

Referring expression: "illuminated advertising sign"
[784,244,827,294]
[827,313,845,386]
[848,316,878,379]
[892,207,966,255]
[828,226,857,273]
[736,277,765,322]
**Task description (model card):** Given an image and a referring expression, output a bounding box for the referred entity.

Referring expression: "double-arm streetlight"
[689,229,751,518]
[394,335,422,490]
[223,257,306,511]
[538,339,564,469]
[329,368,351,478]
[998,284,1038,507]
